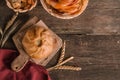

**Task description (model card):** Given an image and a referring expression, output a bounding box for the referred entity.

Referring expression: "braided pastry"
[22,26,54,59]
[46,0,83,14]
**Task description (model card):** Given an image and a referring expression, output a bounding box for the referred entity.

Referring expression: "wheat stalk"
[0,27,3,44]
[47,57,74,71]
[0,20,21,48]
[4,12,18,33]
[0,27,3,35]
[58,40,66,64]
[47,41,82,72]
[0,12,19,45]
[55,65,81,71]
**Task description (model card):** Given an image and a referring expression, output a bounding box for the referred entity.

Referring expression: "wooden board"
[47,35,120,80]
[12,17,62,72]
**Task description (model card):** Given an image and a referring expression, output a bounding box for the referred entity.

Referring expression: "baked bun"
[40,0,89,19]
[22,26,54,59]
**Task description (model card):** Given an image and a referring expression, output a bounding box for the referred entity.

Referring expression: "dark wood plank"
[29,0,120,35]
[47,35,120,80]
[0,0,120,35]
[2,34,120,80]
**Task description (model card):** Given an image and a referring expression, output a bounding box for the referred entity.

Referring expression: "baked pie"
[40,0,89,19]
[6,0,37,12]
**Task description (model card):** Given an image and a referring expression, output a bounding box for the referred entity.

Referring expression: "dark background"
[0,0,120,80]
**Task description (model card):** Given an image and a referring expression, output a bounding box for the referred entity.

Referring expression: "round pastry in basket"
[40,0,89,19]
[6,0,37,13]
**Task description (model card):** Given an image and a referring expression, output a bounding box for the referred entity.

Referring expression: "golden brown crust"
[46,0,83,14]
[6,0,37,13]
[41,0,89,19]
[22,26,55,59]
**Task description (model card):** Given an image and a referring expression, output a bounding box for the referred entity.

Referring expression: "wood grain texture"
[0,0,120,80]
[0,0,120,35]
[47,35,120,80]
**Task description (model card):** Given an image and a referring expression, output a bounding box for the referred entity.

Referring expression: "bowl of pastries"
[6,0,37,13]
[40,0,89,19]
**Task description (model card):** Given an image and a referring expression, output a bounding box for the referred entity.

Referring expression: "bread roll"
[22,26,54,59]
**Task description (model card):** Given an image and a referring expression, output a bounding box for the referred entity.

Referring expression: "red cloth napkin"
[0,49,51,80]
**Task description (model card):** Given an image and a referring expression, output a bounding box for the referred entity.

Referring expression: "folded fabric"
[0,49,51,80]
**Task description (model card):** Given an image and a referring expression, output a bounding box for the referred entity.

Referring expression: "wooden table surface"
[0,0,120,80]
